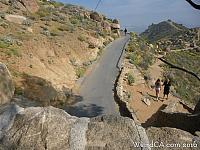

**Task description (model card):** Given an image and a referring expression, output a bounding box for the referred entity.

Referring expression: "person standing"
[163,79,171,100]
[155,79,161,100]
[124,28,127,36]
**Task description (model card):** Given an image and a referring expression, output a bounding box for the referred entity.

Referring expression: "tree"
[186,0,200,10]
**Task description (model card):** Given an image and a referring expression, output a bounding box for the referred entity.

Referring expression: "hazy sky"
[57,0,200,33]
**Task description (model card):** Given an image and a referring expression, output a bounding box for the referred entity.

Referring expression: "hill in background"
[140,20,188,42]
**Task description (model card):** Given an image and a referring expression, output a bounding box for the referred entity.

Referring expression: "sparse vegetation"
[5,48,21,57]
[0,40,10,49]
[127,32,155,70]
[76,67,86,78]
[127,72,135,85]
[163,51,200,104]
[78,35,85,42]
[36,7,51,18]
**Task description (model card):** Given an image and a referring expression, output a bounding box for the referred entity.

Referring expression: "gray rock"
[5,15,27,24]
[0,105,150,150]
[0,63,15,105]
[8,0,39,13]
[86,116,149,150]
[146,127,199,150]
[0,106,77,149]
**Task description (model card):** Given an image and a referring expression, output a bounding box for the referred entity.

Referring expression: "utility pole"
[95,0,102,11]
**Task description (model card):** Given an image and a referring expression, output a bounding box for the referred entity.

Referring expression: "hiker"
[124,28,127,36]
[163,79,171,99]
[155,79,161,100]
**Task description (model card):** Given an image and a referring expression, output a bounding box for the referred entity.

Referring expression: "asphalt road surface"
[65,35,130,117]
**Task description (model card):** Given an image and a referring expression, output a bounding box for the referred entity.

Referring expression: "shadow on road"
[64,103,104,117]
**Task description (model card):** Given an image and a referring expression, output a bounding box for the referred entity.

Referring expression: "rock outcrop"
[20,0,39,13]
[142,101,200,134]
[147,127,199,150]
[0,63,14,105]
[101,21,111,33]
[5,14,27,24]
[89,12,121,35]
[111,23,120,30]
[90,12,103,22]
[20,74,71,106]
[9,0,39,13]
[0,105,150,150]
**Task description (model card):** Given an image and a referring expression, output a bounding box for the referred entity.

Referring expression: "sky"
[57,0,200,33]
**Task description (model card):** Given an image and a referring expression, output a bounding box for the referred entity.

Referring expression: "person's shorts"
[155,88,161,92]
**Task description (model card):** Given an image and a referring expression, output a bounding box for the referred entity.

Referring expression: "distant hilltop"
[140,19,200,50]
[140,20,190,43]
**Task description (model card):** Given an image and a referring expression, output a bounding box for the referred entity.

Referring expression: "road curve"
[66,36,130,117]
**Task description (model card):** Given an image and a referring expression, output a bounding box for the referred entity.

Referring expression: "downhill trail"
[66,36,130,117]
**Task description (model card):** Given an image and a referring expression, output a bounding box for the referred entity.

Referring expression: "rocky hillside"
[0,62,200,149]
[141,20,200,50]
[0,0,121,106]
[141,20,188,42]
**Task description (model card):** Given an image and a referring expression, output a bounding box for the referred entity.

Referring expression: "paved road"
[65,36,130,117]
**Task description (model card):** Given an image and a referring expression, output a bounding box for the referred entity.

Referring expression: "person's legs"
[156,89,159,100]
[155,89,158,99]
[157,90,160,100]
[163,94,165,99]
[166,92,169,99]
[166,89,170,99]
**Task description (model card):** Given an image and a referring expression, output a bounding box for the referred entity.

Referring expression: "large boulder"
[20,74,71,106]
[20,0,39,13]
[5,14,27,24]
[0,105,150,150]
[143,102,200,134]
[101,21,111,32]
[90,12,103,22]
[111,23,121,30]
[9,0,39,13]
[0,63,14,105]
[146,127,199,150]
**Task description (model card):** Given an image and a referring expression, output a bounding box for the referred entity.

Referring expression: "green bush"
[36,8,51,18]
[14,87,23,95]
[58,25,69,32]
[76,67,86,78]
[78,35,85,42]
[50,28,60,36]
[6,48,21,57]
[65,23,76,33]
[0,40,10,48]
[99,30,107,38]
[127,33,155,70]
[127,73,135,85]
